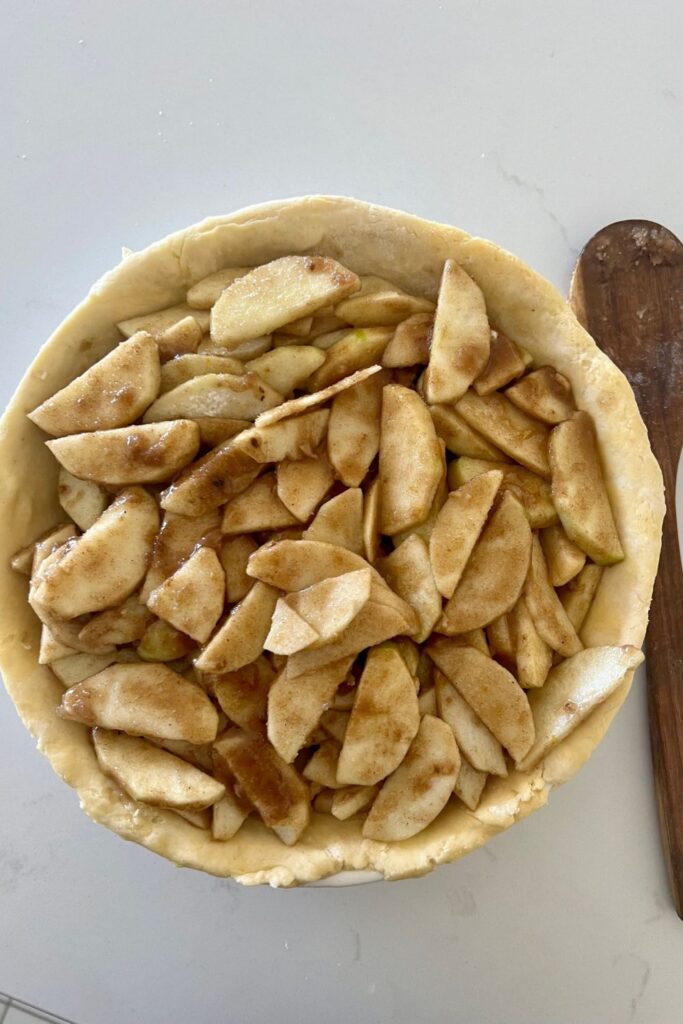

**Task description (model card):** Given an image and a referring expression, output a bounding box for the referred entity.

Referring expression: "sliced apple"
[337,645,420,785]
[506,366,576,424]
[454,760,488,810]
[217,534,257,605]
[137,620,195,662]
[141,509,221,601]
[516,646,644,771]
[559,563,603,632]
[156,316,203,362]
[418,686,437,715]
[473,331,526,395]
[381,312,433,368]
[147,546,225,643]
[327,369,387,486]
[319,709,350,744]
[194,581,279,674]
[276,456,334,521]
[331,785,377,821]
[378,534,441,643]
[160,438,261,516]
[193,417,251,447]
[449,457,557,529]
[212,790,251,841]
[160,353,244,393]
[39,626,76,664]
[28,333,161,436]
[58,469,107,531]
[117,304,209,339]
[235,408,329,464]
[48,421,200,486]
[423,260,490,404]
[303,488,364,554]
[267,656,353,762]
[485,613,516,671]
[430,404,506,460]
[210,256,359,348]
[450,629,490,657]
[93,729,224,809]
[247,538,371,591]
[541,524,586,587]
[50,650,118,686]
[335,275,434,326]
[221,474,299,534]
[429,470,502,599]
[213,729,310,845]
[549,411,624,564]
[524,536,582,657]
[198,335,272,361]
[309,311,349,338]
[264,599,319,655]
[392,441,448,547]
[32,488,159,619]
[362,477,382,563]
[429,640,534,761]
[434,670,508,776]
[245,345,326,395]
[79,595,154,648]
[379,384,443,536]
[286,568,372,643]
[253,365,382,428]
[308,328,348,349]
[59,663,219,742]
[186,267,252,308]
[142,372,282,423]
[303,740,344,789]
[455,390,550,477]
[392,637,420,679]
[209,656,275,734]
[279,315,314,338]
[509,596,552,689]
[362,714,460,841]
[438,492,532,633]
[308,328,393,391]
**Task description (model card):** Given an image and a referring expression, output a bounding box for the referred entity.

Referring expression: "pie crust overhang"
[0,196,664,886]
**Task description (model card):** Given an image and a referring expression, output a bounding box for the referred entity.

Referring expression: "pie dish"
[0,196,664,886]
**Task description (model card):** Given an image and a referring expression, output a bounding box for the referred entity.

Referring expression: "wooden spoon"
[570,220,683,917]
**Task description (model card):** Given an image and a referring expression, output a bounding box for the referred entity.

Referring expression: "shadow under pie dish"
[0,196,664,887]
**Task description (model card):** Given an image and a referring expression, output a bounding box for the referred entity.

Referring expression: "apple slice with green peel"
[32,488,159,619]
[219,534,258,604]
[509,596,552,689]
[210,256,359,348]
[308,328,394,391]
[245,345,326,395]
[147,546,225,644]
[438,492,532,633]
[285,568,373,645]
[506,366,576,424]
[541,524,586,586]
[337,645,420,786]
[335,275,434,326]
[28,333,161,436]
[378,535,441,644]
[549,411,624,564]
[117,304,209,339]
[267,656,353,762]
[423,260,490,404]
[429,640,534,761]
[303,488,364,554]
[381,313,433,368]
[379,384,443,536]
[195,581,278,674]
[524,536,583,657]
[327,369,387,486]
[516,645,644,771]
[221,474,300,534]
[434,670,508,776]
[48,421,200,486]
[429,470,503,598]
[276,456,334,522]
[142,372,282,423]
[454,760,488,810]
[430,404,506,460]
[559,563,604,632]
[455,390,550,477]
[58,469,107,531]
[209,656,275,734]
[449,457,557,529]
[160,353,244,393]
[79,595,153,649]
[93,729,225,810]
[362,714,460,841]
[486,613,516,670]
[331,785,378,821]
[59,663,219,743]
[213,730,310,845]
[473,331,526,395]
[212,792,251,841]
[186,267,252,309]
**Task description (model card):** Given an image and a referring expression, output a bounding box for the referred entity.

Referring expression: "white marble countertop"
[2,2,682,1022]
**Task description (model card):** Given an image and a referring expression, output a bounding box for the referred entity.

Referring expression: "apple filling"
[13,254,642,846]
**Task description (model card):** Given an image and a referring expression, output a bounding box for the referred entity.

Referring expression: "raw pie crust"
[0,197,664,886]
